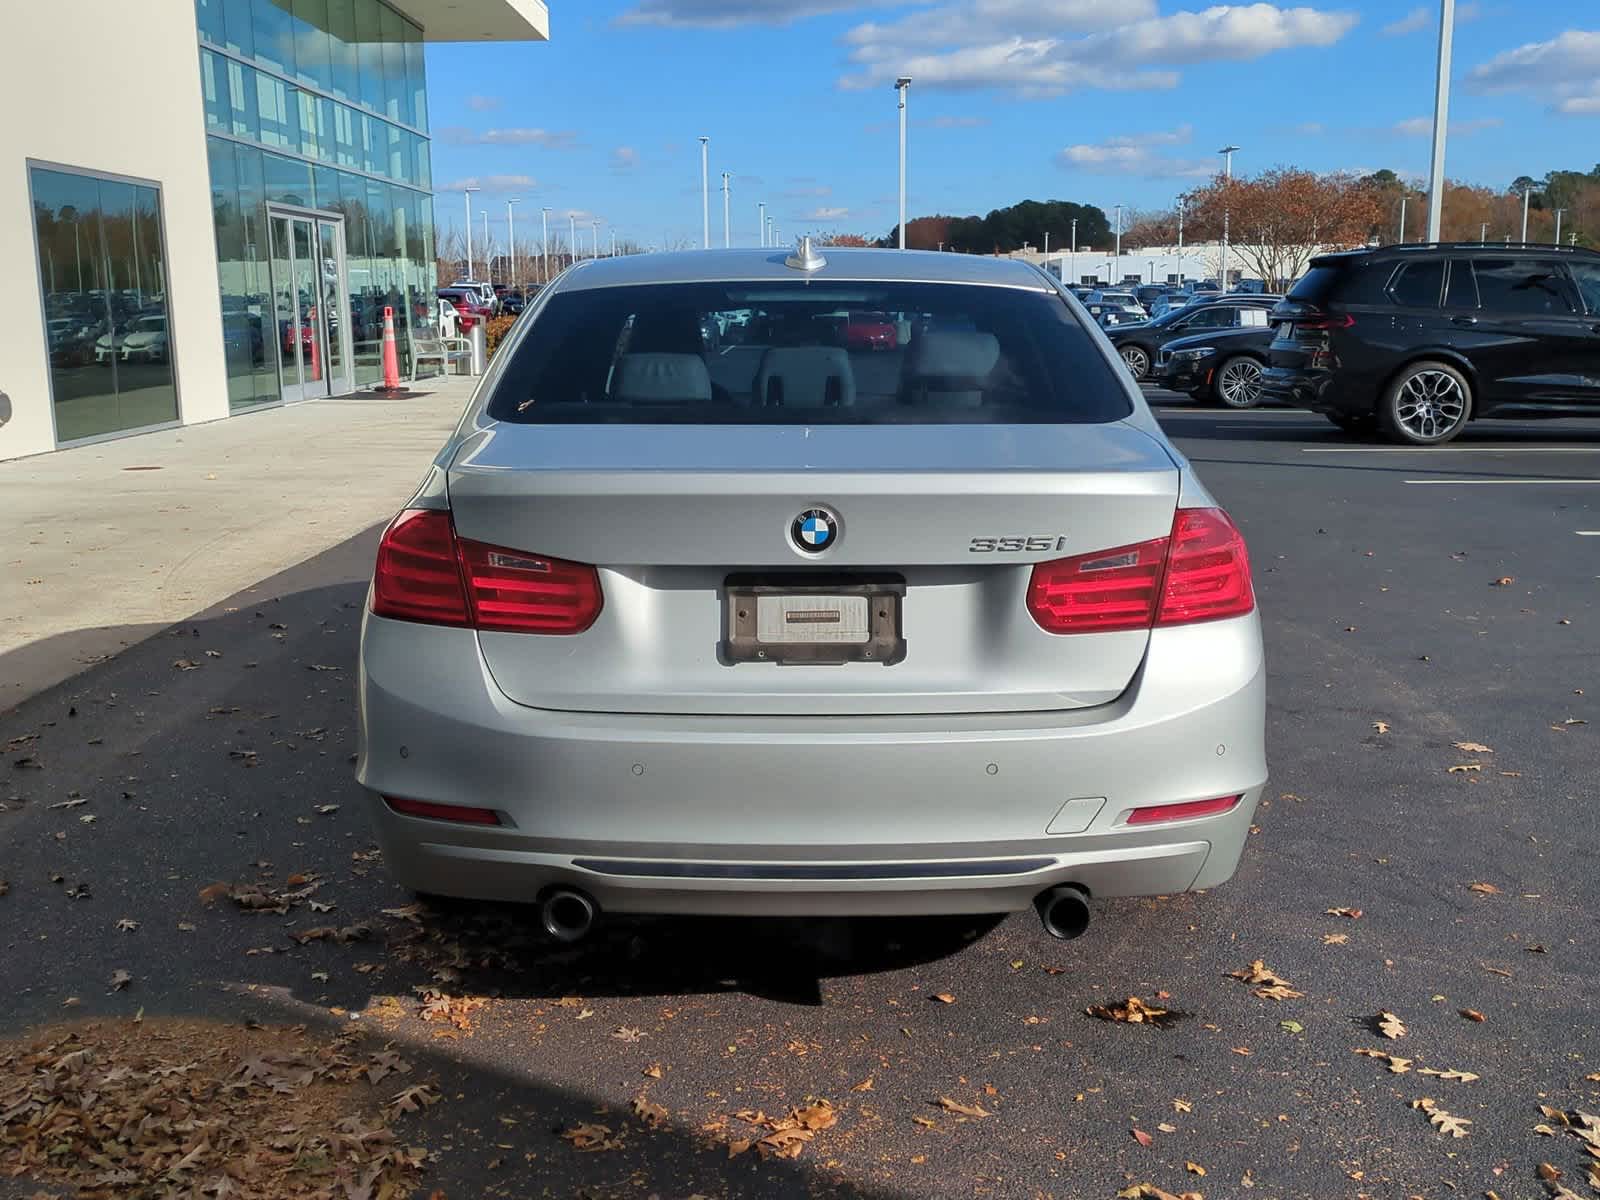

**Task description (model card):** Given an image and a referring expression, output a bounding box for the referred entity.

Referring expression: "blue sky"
[426,2,1600,251]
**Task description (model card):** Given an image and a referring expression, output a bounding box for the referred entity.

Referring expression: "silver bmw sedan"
[357,242,1266,942]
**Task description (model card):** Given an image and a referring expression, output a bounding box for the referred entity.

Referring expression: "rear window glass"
[1444,260,1478,308]
[1387,260,1444,308]
[487,281,1131,425]
[1291,261,1393,306]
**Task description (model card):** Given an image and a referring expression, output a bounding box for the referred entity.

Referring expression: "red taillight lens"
[385,796,502,825]
[372,509,472,626]
[371,509,603,635]
[1156,508,1254,627]
[1126,795,1241,825]
[456,539,603,634]
[1295,311,1355,330]
[1026,507,1253,635]
[1026,537,1169,633]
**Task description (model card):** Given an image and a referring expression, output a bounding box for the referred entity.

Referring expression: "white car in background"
[119,315,169,363]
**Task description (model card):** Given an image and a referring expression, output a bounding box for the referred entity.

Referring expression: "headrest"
[612,353,712,403]
[907,330,1001,380]
[755,347,856,407]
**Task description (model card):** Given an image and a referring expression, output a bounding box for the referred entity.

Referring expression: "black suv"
[1105,294,1283,381]
[1264,243,1600,444]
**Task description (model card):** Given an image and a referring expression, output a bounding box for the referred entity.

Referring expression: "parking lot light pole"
[507,197,519,294]
[1555,207,1566,244]
[758,202,766,247]
[1070,217,1077,285]
[721,172,731,248]
[1425,0,1455,242]
[1399,192,1408,243]
[463,186,479,280]
[568,213,576,268]
[1479,222,1487,243]
[541,207,551,282]
[896,77,912,248]
[1521,186,1532,243]
[698,137,711,249]
[1217,145,1239,292]
[482,210,491,280]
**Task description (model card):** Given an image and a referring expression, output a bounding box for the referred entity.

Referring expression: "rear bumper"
[356,613,1267,916]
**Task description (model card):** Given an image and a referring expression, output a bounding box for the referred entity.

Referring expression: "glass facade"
[30,167,179,443]
[197,0,438,406]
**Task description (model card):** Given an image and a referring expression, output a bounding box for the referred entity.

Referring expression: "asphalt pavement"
[2,390,1597,1200]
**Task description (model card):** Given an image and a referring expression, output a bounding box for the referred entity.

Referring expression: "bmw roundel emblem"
[791,507,838,554]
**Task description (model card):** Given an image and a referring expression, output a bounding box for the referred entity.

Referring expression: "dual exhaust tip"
[538,883,1091,943]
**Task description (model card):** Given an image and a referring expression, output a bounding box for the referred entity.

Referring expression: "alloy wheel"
[1119,345,1149,380]
[1217,358,1263,408]
[1395,369,1467,440]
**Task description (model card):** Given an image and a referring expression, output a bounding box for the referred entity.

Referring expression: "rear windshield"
[1291,260,1395,306]
[488,281,1131,425]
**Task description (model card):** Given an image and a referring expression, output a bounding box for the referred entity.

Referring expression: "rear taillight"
[372,509,471,626]
[371,509,603,635]
[456,539,603,634]
[1156,507,1255,627]
[1026,507,1253,634]
[1126,795,1241,825]
[1294,311,1355,331]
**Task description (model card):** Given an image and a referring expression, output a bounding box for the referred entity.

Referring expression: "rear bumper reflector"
[384,796,503,826]
[1125,795,1241,826]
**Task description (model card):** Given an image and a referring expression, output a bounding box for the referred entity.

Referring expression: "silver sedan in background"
[357,244,1266,943]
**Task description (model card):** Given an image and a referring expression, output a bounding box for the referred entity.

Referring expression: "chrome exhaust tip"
[539,887,597,943]
[1034,883,1092,940]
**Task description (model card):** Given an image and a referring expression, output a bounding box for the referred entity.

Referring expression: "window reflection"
[32,167,179,442]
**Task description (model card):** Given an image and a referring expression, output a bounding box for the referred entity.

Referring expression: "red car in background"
[437,287,488,332]
[844,310,897,351]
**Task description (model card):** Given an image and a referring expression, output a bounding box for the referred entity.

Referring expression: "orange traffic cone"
[375,305,407,394]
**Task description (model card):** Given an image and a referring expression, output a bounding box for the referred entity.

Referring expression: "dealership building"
[0,0,548,461]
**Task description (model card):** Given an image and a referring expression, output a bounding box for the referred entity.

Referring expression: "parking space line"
[1578,531,1600,536]
[1403,478,1600,485]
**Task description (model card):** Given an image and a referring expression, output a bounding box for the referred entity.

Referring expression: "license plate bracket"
[722,575,906,665]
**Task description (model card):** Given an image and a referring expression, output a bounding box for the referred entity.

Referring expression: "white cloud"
[805,206,851,221]
[839,3,1357,95]
[1392,114,1501,136]
[784,184,834,198]
[611,145,640,169]
[437,127,579,149]
[616,0,892,27]
[465,94,503,111]
[1055,128,1215,178]
[439,175,538,192]
[1466,29,1600,113]
[1381,6,1428,35]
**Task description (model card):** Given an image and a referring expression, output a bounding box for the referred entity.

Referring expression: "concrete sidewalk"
[1,378,474,711]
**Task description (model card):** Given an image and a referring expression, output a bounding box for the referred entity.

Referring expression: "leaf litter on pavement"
[1086,996,1185,1028]
[0,1017,430,1198]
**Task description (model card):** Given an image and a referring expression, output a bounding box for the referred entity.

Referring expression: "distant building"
[1,0,549,460]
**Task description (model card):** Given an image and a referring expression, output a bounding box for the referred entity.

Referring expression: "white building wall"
[0,0,227,460]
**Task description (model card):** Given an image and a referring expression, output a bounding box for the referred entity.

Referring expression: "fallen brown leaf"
[1085,996,1179,1027]
[560,1122,624,1152]
[631,1094,668,1129]
[1448,763,1483,774]
[1412,1096,1471,1138]
[1186,1161,1207,1176]
[1355,1047,1413,1073]
[936,1096,991,1118]
[109,969,132,991]
[1322,932,1350,945]
[931,992,956,1004]
[1325,906,1363,919]
[1417,1067,1480,1082]
[1460,1008,1486,1023]
[1372,720,1390,734]
[1453,741,1494,753]
[1376,1010,1407,1039]
[1468,881,1502,895]
[1132,1127,1153,1147]
[643,1063,664,1079]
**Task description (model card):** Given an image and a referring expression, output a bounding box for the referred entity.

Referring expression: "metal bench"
[411,332,473,380]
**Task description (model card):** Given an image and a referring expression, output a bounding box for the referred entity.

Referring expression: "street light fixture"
[758,202,766,248]
[1113,204,1124,281]
[568,212,576,268]
[463,185,480,280]
[592,220,600,260]
[895,77,911,248]
[699,136,711,249]
[1521,185,1532,243]
[1425,0,1456,242]
[1554,207,1567,244]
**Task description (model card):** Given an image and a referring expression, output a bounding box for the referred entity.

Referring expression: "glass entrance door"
[267,208,352,403]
